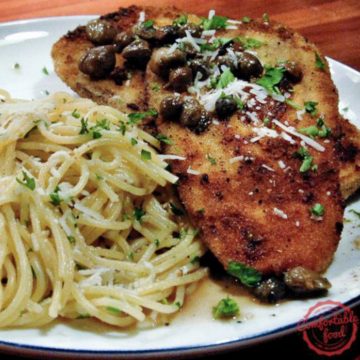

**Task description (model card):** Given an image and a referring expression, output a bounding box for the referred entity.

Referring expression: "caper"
[159,95,184,121]
[149,48,186,78]
[133,22,157,41]
[253,277,287,303]
[283,61,303,84]
[177,23,202,38]
[215,96,237,118]
[236,52,263,80]
[155,25,178,44]
[284,266,331,294]
[168,66,193,92]
[189,59,210,80]
[79,45,116,79]
[85,19,117,45]
[180,97,203,127]
[216,55,237,73]
[122,39,151,68]
[114,31,134,52]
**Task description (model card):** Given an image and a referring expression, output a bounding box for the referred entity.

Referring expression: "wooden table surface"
[0,0,360,70]
[0,1,359,359]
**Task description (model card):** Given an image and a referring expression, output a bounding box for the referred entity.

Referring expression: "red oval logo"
[297,300,358,356]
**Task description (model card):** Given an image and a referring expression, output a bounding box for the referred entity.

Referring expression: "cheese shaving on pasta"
[0,91,207,328]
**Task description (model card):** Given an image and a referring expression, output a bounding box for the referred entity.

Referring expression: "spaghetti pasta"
[0,92,207,328]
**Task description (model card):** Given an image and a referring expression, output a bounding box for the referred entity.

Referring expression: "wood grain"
[0,0,359,69]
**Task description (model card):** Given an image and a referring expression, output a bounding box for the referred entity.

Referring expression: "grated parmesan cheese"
[273,207,288,219]
[158,154,186,161]
[187,166,200,175]
[273,119,325,152]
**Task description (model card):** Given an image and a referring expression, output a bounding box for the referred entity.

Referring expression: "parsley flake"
[173,14,188,26]
[213,297,239,319]
[315,52,326,70]
[206,154,217,165]
[128,109,158,125]
[106,306,122,315]
[216,68,235,89]
[311,203,325,217]
[16,171,36,191]
[79,118,89,134]
[156,133,173,145]
[134,208,145,223]
[227,261,262,287]
[42,66,49,75]
[141,149,152,161]
[201,15,228,30]
[130,138,138,146]
[256,66,285,94]
[142,20,154,29]
[304,101,318,116]
[241,16,251,23]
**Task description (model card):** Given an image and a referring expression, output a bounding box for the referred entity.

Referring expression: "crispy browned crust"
[52,6,360,274]
[148,17,346,274]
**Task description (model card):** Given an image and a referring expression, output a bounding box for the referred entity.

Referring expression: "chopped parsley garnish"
[235,36,264,50]
[118,122,127,135]
[311,203,325,217]
[16,171,36,191]
[13,63,20,70]
[71,109,81,118]
[79,118,89,134]
[156,133,173,145]
[201,15,228,30]
[227,261,262,287]
[262,13,270,22]
[170,203,185,216]
[213,297,239,319]
[263,117,270,125]
[285,99,302,110]
[241,16,251,23]
[300,156,313,173]
[141,149,152,161]
[234,96,244,110]
[200,37,232,52]
[142,19,154,29]
[173,14,188,26]
[190,255,200,264]
[294,146,314,173]
[134,208,145,222]
[89,119,110,139]
[206,154,217,165]
[42,66,49,75]
[197,208,205,214]
[304,101,318,116]
[154,239,160,247]
[256,66,285,94]
[300,118,331,138]
[175,301,182,309]
[67,236,76,244]
[50,190,62,206]
[106,306,122,315]
[130,138,138,146]
[299,125,319,137]
[216,68,235,89]
[128,109,158,125]
[151,83,161,92]
[315,52,326,70]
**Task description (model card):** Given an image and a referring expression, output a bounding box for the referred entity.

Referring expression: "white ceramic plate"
[0,16,360,359]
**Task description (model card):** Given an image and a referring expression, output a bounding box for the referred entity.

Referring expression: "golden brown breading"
[52,6,360,275]
[147,15,346,274]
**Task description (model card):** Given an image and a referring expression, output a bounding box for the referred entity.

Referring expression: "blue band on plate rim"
[0,294,359,358]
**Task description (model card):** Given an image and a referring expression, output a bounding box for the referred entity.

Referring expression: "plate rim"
[0,14,359,358]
